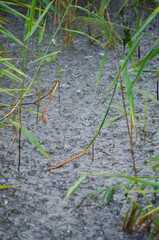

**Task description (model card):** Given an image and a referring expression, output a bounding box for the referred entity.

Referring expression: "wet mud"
[0,4,159,240]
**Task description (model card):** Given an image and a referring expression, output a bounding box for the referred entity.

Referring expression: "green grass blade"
[129,6,159,44]
[0,2,26,19]
[0,185,22,189]
[57,174,86,214]
[8,119,51,160]
[0,57,29,79]
[0,88,14,96]
[103,112,128,127]
[25,1,53,40]
[62,28,102,44]
[0,24,25,47]
[28,0,36,33]
[129,68,159,74]
[42,0,62,16]
[30,51,60,64]
[64,175,86,200]
[0,69,22,83]
[78,173,159,188]
[134,87,159,105]
[144,154,159,167]
[132,46,159,68]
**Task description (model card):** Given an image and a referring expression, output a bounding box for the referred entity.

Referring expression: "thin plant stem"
[106,9,137,178]
[18,109,21,171]
[85,77,118,151]
[144,98,147,141]
[114,32,137,178]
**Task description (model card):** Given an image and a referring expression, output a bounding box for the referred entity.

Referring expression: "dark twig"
[106,9,137,178]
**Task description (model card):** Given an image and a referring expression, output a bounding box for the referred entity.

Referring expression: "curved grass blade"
[8,118,51,161]
[78,172,159,188]
[0,88,14,96]
[103,112,128,127]
[62,28,102,44]
[0,2,26,20]
[30,51,60,64]
[134,87,159,105]
[57,175,86,214]
[0,69,22,83]
[132,46,159,68]
[127,6,159,45]
[0,56,29,79]
[0,24,25,47]
[0,185,22,189]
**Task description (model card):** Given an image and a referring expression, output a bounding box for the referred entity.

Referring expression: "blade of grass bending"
[0,24,24,47]
[132,46,159,68]
[0,88,14,96]
[0,2,26,20]
[62,28,102,44]
[0,69,22,83]
[0,185,22,189]
[30,51,60,64]
[129,68,159,74]
[78,172,159,188]
[0,57,29,79]
[25,1,53,40]
[127,6,159,45]
[134,87,159,105]
[113,0,128,19]
[125,39,159,98]
[8,118,51,161]
[120,60,136,137]
[65,177,86,193]
[0,57,17,62]
[144,154,159,167]
[103,112,129,127]
[57,175,86,214]
[23,0,73,98]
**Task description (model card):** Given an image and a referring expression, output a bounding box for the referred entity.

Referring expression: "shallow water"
[0,4,159,240]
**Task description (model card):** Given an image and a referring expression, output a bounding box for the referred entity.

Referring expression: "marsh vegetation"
[0,1,159,239]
